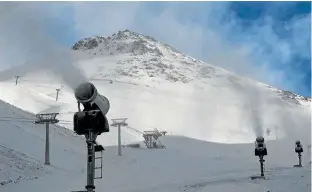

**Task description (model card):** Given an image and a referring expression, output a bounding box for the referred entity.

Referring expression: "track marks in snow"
[0,145,50,186]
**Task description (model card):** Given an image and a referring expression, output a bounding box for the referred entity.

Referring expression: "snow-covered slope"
[0,85,310,191]
[0,30,310,147]
[0,99,86,187]
[1,116,311,192]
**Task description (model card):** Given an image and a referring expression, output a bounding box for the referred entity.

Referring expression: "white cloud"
[0,2,310,95]
[72,2,141,38]
[70,2,310,95]
[0,2,87,89]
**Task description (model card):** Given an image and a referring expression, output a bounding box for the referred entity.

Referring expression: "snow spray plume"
[229,76,265,137]
[272,98,311,144]
[231,75,311,142]
[0,2,87,90]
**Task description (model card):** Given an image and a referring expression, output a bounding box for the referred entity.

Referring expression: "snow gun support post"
[294,140,303,168]
[72,82,110,192]
[254,136,267,178]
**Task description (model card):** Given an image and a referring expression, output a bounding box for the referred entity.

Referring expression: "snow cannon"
[74,82,110,116]
[73,82,110,136]
[294,140,303,168]
[295,140,303,153]
[255,136,267,156]
[253,136,267,178]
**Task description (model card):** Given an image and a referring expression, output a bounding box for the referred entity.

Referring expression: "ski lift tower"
[15,75,20,85]
[35,113,59,165]
[56,88,61,101]
[111,118,128,156]
[143,129,165,149]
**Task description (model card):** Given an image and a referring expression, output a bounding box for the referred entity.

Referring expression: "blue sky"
[228,2,311,97]
[0,2,311,97]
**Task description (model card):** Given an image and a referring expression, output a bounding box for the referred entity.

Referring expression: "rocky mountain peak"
[72,29,183,58]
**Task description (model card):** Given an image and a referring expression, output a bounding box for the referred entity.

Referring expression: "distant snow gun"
[254,136,267,177]
[72,82,109,192]
[294,140,303,168]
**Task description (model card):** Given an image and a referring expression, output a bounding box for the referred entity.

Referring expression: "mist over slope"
[0,30,310,146]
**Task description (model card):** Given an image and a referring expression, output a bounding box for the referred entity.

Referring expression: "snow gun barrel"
[74,82,110,116]
[73,82,110,136]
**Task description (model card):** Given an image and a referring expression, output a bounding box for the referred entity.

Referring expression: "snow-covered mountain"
[72,30,311,105]
[0,30,311,192]
[0,29,310,146]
